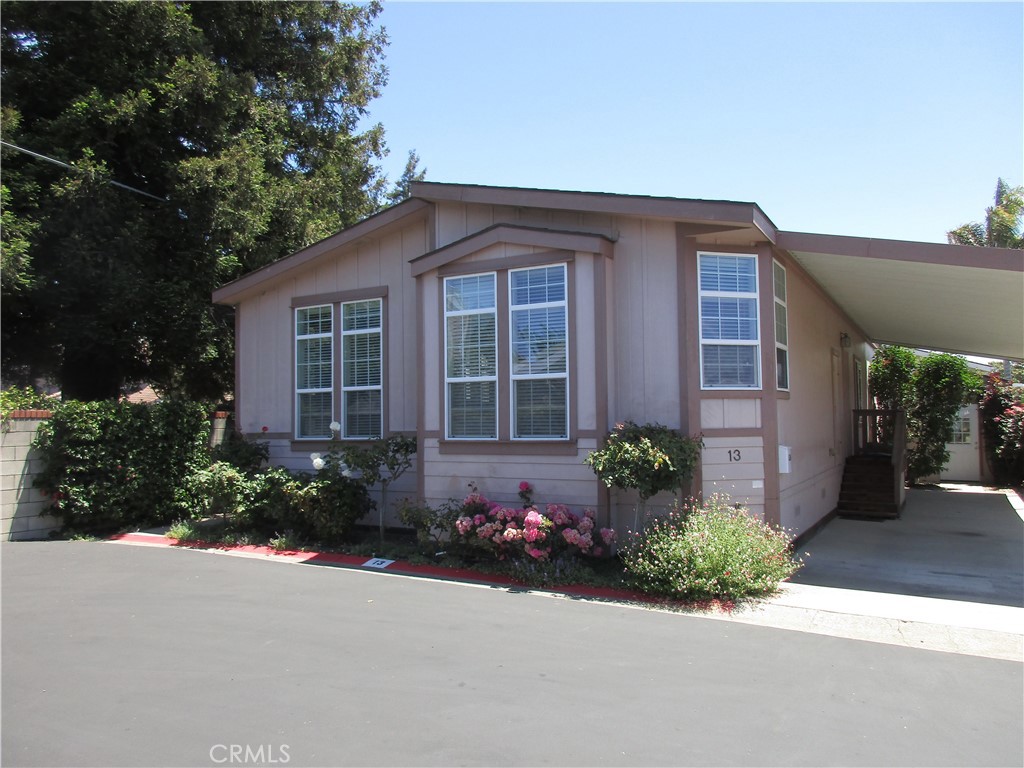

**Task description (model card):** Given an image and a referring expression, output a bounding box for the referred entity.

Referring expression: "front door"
[942,405,982,482]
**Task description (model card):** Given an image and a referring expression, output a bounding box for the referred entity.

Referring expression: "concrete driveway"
[791,485,1024,607]
[3,541,1023,767]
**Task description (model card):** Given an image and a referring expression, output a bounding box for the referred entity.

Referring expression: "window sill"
[438,439,579,456]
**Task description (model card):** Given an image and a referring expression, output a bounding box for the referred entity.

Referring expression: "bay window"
[444,263,569,440]
[510,265,568,439]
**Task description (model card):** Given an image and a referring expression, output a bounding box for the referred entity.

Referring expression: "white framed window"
[949,408,971,444]
[341,299,382,439]
[445,273,498,439]
[510,264,568,439]
[295,305,333,438]
[773,260,789,391]
[698,252,760,389]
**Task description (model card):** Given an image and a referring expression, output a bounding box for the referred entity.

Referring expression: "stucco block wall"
[1,416,60,541]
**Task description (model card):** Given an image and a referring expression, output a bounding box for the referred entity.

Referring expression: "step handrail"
[851,408,907,509]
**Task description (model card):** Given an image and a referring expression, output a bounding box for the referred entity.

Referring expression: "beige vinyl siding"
[700,398,763,430]
[234,218,426,445]
[421,436,601,513]
[608,217,681,428]
[701,435,766,521]
[774,255,871,538]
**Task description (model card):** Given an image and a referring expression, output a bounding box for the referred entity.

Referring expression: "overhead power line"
[0,139,168,203]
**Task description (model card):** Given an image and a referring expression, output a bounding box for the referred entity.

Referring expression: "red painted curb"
[107,531,664,604]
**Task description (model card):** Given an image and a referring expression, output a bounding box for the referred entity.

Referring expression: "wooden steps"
[838,455,901,519]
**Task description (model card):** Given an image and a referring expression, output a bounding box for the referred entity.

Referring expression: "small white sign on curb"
[362,558,395,569]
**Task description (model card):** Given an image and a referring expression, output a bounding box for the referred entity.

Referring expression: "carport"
[776,233,1023,604]
[790,486,1024,607]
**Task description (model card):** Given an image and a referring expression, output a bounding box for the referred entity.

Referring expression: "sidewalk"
[110,530,1024,662]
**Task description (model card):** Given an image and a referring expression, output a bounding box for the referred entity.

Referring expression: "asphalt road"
[3,541,1022,767]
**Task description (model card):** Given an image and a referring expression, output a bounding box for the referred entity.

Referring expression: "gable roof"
[211,181,1023,361]
[212,198,431,305]
[409,223,615,277]
[410,181,778,243]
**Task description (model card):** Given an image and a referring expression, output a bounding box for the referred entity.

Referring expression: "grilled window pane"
[343,332,381,387]
[514,379,567,439]
[345,390,381,439]
[298,392,332,438]
[703,345,759,388]
[775,301,788,345]
[343,300,381,332]
[701,297,758,341]
[699,255,756,293]
[773,261,787,302]
[776,347,789,390]
[510,265,565,306]
[297,306,332,336]
[446,314,497,377]
[511,307,567,375]
[445,274,496,312]
[448,381,497,438]
[296,337,332,390]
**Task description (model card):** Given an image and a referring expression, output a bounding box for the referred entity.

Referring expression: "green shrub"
[585,421,702,501]
[1,386,54,420]
[210,429,269,474]
[187,461,249,521]
[981,374,1024,484]
[33,399,210,533]
[621,495,801,601]
[397,498,463,553]
[289,455,375,544]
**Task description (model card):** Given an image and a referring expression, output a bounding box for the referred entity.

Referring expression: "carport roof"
[777,231,1024,361]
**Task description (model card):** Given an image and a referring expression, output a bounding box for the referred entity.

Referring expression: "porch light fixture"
[840,332,852,348]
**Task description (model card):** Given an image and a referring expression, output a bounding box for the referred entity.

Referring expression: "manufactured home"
[213,182,1023,537]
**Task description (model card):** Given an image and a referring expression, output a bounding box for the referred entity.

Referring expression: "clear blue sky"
[368,1,1023,244]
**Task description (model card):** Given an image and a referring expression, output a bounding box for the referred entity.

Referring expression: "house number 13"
[727,449,742,462]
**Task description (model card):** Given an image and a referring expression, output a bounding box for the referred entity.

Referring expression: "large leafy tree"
[947,178,1024,249]
[1,1,412,400]
[868,346,982,484]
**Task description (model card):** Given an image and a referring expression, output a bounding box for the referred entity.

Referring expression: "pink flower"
[519,481,531,492]
[261,426,269,433]
[524,510,544,529]
[600,527,617,545]
[525,546,549,561]
[578,516,594,533]
[473,514,486,526]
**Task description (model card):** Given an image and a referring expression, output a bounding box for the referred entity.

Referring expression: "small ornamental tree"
[585,421,702,529]
[342,434,417,546]
[980,374,1024,485]
[868,345,917,412]
[907,353,982,483]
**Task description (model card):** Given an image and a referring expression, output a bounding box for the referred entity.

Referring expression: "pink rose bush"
[452,485,617,563]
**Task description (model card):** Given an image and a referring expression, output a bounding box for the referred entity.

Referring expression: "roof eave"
[411,181,778,244]
[212,198,431,306]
